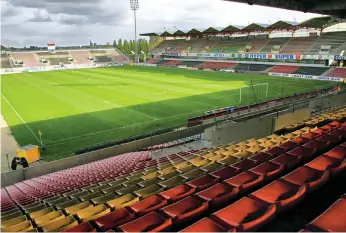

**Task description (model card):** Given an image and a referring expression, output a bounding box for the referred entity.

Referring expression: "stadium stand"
[145,58,160,64]
[211,37,251,53]
[189,39,220,53]
[2,105,345,232]
[11,52,41,67]
[164,60,181,66]
[309,31,346,54]
[246,38,269,53]
[199,61,238,70]
[234,63,274,72]
[268,65,300,74]
[151,40,184,54]
[260,38,291,53]
[94,56,112,63]
[178,60,205,68]
[292,67,330,76]
[48,57,72,65]
[36,52,73,65]
[69,51,92,64]
[89,50,108,56]
[106,50,128,63]
[280,37,317,54]
[326,67,346,78]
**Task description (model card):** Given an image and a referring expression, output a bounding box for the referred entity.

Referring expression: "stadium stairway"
[69,51,92,64]
[1,106,346,232]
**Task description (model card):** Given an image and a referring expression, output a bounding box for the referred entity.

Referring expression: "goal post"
[239,83,269,103]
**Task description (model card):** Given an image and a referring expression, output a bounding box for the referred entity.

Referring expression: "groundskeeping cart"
[11,145,40,170]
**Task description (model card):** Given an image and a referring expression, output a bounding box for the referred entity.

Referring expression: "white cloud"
[1,0,322,47]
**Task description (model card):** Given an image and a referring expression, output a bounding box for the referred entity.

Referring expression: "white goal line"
[239,83,269,103]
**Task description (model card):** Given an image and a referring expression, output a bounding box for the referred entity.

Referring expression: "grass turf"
[1,65,333,161]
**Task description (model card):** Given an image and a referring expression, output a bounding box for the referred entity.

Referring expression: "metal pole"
[134,9,139,64]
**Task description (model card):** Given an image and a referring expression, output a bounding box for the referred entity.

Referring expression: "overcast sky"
[1,0,321,47]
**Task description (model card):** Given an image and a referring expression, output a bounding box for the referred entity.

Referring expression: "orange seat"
[306,198,346,232]
[160,196,209,225]
[186,175,220,191]
[210,166,240,181]
[249,179,306,212]
[249,161,285,180]
[231,159,259,171]
[117,212,172,232]
[288,146,317,160]
[195,183,240,209]
[94,208,135,232]
[128,195,168,217]
[250,152,272,163]
[265,147,287,157]
[282,166,330,192]
[305,155,346,175]
[210,197,276,231]
[224,171,265,193]
[158,184,196,204]
[63,222,96,232]
[271,153,303,170]
[279,141,299,151]
[324,146,346,160]
[180,217,227,232]
[303,140,331,153]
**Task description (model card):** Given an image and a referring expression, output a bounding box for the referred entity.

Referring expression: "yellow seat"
[202,152,217,159]
[34,211,65,227]
[208,154,227,162]
[138,177,161,188]
[217,156,240,165]
[76,204,110,223]
[178,164,197,174]
[91,193,118,205]
[134,184,164,199]
[141,171,160,180]
[158,170,180,180]
[180,169,206,180]
[174,161,191,170]
[29,207,54,219]
[256,138,269,144]
[200,162,224,172]
[122,178,144,187]
[116,185,140,196]
[171,159,185,165]
[55,199,79,211]
[41,216,78,232]
[222,149,238,156]
[158,166,175,175]
[64,201,91,215]
[101,184,122,194]
[233,150,251,159]
[1,215,27,229]
[192,158,210,167]
[158,176,186,189]
[2,220,33,232]
[106,194,140,209]
[127,172,144,180]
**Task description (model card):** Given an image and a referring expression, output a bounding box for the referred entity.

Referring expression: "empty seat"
[210,166,240,180]
[249,179,306,212]
[180,169,207,180]
[306,198,346,232]
[196,183,240,209]
[158,184,195,204]
[106,194,140,209]
[29,207,55,219]
[282,166,330,192]
[180,217,227,232]
[76,204,110,222]
[288,146,317,160]
[63,222,96,232]
[200,162,224,172]
[231,159,259,171]
[250,152,272,163]
[271,153,303,170]
[41,216,78,232]
[64,201,91,215]
[128,195,167,216]
[160,196,208,225]
[303,140,331,154]
[1,215,27,229]
[158,176,187,189]
[324,146,346,160]
[134,184,164,199]
[101,184,122,194]
[91,193,118,205]
[186,174,220,191]
[94,208,136,231]
[218,156,240,165]
[34,210,65,227]
[2,220,33,232]
[122,178,143,187]
[249,161,285,180]
[55,199,79,211]
[138,177,161,188]
[178,165,198,174]
[210,197,276,231]
[116,185,140,196]
[225,171,265,192]
[79,191,102,202]
[117,212,172,232]
[159,170,181,181]
[305,155,346,175]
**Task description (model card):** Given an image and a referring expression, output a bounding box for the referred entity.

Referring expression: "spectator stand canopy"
[140,17,341,38]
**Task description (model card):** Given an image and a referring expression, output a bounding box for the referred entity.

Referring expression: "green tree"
[113,40,117,48]
[118,39,123,51]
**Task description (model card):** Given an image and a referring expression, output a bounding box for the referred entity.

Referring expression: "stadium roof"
[224,0,346,19]
[140,16,340,37]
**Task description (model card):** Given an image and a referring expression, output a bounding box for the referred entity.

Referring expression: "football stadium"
[1,0,346,232]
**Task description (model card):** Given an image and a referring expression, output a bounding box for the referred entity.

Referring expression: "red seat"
[117,212,172,232]
[159,196,208,225]
[302,132,320,140]
[317,134,343,146]
[324,146,346,160]
[94,208,136,231]
[305,155,346,175]
[210,166,240,181]
[180,217,227,232]
[282,166,330,192]
[291,137,311,145]
[249,179,306,212]
[186,175,219,191]
[288,146,317,160]
[303,140,331,153]
[128,195,168,217]
[210,197,276,231]
[280,141,299,150]
[63,222,96,232]
[224,171,264,193]
[329,129,346,139]
[231,159,259,171]
[195,183,240,209]
[271,153,303,170]
[266,147,287,157]
[249,161,285,180]
[250,152,272,163]
[158,184,195,204]
[306,198,346,232]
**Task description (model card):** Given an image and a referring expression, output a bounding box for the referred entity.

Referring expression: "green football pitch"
[1,65,333,161]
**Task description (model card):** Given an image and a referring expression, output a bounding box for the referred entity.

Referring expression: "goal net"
[239,83,269,104]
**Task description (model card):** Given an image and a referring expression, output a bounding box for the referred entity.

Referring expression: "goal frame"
[239,83,269,103]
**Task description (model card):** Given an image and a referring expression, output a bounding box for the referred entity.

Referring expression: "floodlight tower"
[130,0,139,64]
